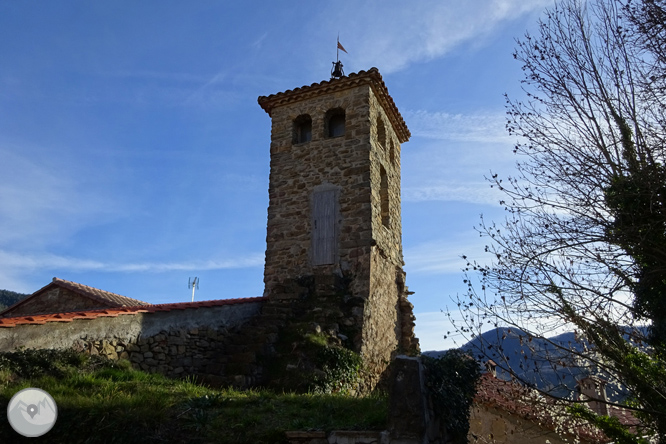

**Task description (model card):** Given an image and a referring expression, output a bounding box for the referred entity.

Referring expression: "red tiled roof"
[0,277,151,317]
[257,67,411,143]
[0,296,267,328]
[475,374,542,421]
[49,277,150,307]
[475,374,641,443]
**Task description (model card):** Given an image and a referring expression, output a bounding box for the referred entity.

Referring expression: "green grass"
[0,349,387,444]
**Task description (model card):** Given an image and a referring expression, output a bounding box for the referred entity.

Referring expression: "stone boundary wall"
[0,301,264,385]
[387,356,460,444]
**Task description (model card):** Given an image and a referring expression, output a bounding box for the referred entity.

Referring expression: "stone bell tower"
[258,68,419,387]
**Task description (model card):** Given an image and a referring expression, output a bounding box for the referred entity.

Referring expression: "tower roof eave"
[257,67,411,143]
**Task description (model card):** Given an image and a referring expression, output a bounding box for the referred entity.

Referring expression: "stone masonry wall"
[0,301,264,385]
[368,85,402,266]
[468,405,574,444]
[2,288,105,317]
[263,83,374,296]
[363,82,418,384]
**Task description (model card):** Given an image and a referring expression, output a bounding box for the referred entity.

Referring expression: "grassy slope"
[0,350,387,444]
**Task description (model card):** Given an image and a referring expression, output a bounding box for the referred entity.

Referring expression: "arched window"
[389,140,396,164]
[376,117,386,149]
[380,165,390,228]
[325,108,345,138]
[293,114,312,144]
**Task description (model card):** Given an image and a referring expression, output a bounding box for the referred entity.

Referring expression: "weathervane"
[331,35,347,79]
[188,277,199,302]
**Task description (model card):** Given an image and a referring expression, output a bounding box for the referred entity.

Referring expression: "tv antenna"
[188,277,199,302]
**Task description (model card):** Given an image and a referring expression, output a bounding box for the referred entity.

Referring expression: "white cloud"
[0,250,264,274]
[414,311,460,352]
[0,147,118,248]
[400,109,519,204]
[405,235,490,275]
[404,110,514,144]
[252,32,269,50]
[315,0,549,73]
[403,181,504,205]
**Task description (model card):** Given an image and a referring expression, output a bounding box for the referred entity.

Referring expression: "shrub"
[422,350,481,443]
[312,345,363,395]
[0,348,117,379]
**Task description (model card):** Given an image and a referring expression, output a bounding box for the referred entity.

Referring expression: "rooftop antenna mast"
[331,34,347,79]
[188,277,199,302]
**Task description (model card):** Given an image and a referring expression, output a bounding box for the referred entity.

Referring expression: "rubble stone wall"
[0,301,263,385]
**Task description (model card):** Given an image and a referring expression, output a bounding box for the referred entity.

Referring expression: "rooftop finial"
[331,35,347,79]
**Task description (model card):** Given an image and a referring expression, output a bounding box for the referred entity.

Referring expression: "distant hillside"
[426,328,579,390]
[426,327,631,400]
[460,328,585,397]
[0,289,30,311]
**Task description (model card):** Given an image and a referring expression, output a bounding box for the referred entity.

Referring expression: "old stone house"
[0,277,149,318]
[0,68,419,392]
[470,373,641,443]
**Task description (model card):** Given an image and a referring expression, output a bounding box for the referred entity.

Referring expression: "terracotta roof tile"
[50,277,150,307]
[0,296,266,328]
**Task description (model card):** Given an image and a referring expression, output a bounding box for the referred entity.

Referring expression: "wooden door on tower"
[311,188,338,265]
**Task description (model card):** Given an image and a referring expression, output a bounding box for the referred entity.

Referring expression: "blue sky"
[0,1,551,351]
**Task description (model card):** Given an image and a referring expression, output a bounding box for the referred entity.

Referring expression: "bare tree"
[452,0,666,441]
[627,0,666,69]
